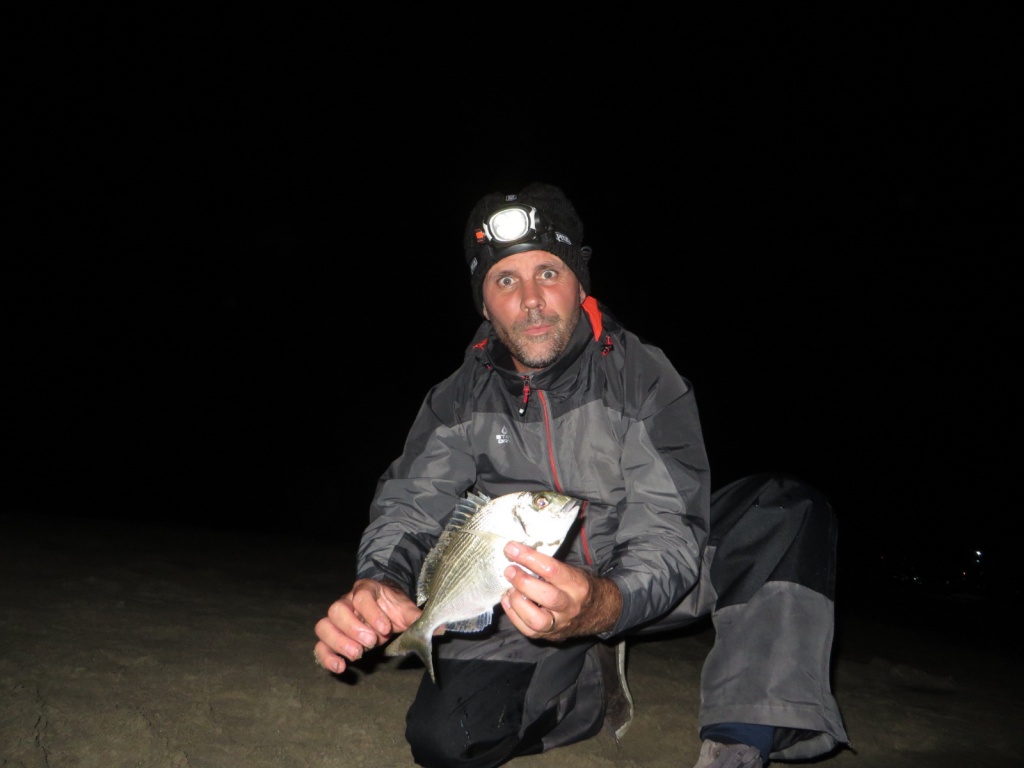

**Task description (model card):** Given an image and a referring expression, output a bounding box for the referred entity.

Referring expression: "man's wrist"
[575,572,623,636]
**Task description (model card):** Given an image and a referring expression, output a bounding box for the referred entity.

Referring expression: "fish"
[384,489,582,684]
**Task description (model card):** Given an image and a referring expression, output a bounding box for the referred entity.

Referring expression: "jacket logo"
[495,426,510,445]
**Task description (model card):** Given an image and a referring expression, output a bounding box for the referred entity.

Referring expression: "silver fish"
[384,489,582,683]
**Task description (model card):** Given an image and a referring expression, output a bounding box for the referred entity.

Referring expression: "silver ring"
[547,613,556,633]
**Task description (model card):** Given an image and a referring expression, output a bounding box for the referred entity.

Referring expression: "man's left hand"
[500,542,622,641]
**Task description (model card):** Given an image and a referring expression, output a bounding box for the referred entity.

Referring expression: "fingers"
[500,573,554,635]
[313,618,362,674]
[313,579,422,675]
[314,597,376,674]
[504,541,561,581]
[372,583,422,633]
[312,637,350,675]
[501,542,592,640]
[500,587,558,638]
[503,542,588,611]
[350,586,394,639]
[328,591,384,645]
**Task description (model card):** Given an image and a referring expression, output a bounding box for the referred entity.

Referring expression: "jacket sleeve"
[354,376,477,598]
[601,350,711,636]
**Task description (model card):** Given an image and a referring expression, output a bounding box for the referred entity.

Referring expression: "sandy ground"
[2,515,1021,768]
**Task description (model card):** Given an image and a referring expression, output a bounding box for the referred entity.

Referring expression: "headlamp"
[475,205,542,247]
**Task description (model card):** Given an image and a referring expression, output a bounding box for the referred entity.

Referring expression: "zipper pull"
[519,379,531,415]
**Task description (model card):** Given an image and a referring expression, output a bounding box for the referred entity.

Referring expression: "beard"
[493,305,581,371]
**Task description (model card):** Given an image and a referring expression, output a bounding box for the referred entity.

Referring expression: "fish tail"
[385,627,437,683]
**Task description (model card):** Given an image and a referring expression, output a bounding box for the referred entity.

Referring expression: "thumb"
[376,587,421,632]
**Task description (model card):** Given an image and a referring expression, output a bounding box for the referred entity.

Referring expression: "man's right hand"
[314,578,421,675]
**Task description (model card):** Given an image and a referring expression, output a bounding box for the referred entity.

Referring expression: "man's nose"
[521,281,545,311]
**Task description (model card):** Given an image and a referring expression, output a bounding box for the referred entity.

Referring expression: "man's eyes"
[497,269,558,287]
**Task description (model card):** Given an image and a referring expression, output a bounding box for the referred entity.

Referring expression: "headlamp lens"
[485,206,537,244]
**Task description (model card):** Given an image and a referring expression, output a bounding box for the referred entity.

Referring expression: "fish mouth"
[541,492,582,518]
[560,497,583,520]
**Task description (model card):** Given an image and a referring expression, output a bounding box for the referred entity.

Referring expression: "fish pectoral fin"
[444,610,494,634]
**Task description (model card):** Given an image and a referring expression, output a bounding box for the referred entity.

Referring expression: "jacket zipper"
[518,377,531,416]
[537,388,594,566]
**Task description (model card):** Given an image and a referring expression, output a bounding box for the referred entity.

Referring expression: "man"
[314,182,849,767]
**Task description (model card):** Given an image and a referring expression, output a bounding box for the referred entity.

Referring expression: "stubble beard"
[496,305,581,370]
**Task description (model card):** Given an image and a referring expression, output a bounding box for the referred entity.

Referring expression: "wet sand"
[1,515,1020,767]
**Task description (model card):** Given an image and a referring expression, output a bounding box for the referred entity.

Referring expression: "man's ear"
[482,304,490,321]
[579,285,587,304]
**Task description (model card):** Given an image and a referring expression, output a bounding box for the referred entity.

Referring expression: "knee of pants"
[710,473,838,605]
[404,658,539,768]
[406,715,520,768]
[405,697,540,768]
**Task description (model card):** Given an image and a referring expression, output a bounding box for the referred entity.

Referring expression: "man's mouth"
[522,323,552,337]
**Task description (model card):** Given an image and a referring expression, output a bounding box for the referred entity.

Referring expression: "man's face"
[481,250,586,373]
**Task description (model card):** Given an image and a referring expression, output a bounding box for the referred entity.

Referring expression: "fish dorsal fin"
[454,491,491,525]
[450,493,489,536]
[416,491,493,605]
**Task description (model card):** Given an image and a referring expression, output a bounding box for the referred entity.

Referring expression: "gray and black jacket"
[356,296,711,637]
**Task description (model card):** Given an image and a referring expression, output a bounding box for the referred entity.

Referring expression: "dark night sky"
[7,10,1017,588]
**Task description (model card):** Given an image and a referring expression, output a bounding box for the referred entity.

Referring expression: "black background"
[7,9,1017,594]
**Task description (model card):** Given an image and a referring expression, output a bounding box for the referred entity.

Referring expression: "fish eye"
[535,495,549,508]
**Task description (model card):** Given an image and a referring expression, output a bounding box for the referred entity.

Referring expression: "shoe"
[691,739,762,768]
[597,639,634,743]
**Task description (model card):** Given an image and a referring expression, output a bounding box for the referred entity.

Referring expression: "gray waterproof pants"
[404,474,850,767]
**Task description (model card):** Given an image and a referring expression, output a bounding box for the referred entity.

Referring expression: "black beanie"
[464,182,592,315]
